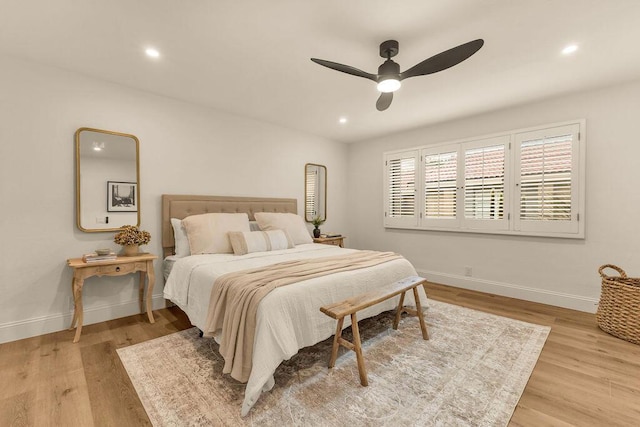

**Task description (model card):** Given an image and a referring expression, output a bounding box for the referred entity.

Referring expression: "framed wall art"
[107,181,137,212]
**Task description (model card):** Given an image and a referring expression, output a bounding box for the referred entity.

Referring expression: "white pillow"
[228,230,295,255]
[170,218,190,258]
[254,212,313,245]
[182,213,250,254]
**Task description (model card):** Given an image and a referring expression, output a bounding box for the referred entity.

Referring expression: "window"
[514,124,580,234]
[461,136,510,231]
[384,150,419,227]
[383,120,584,238]
[422,145,459,227]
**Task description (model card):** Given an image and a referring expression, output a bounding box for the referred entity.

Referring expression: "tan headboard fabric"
[162,195,297,257]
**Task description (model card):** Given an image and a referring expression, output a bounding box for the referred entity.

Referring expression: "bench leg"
[413,286,429,340]
[350,312,368,386]
[393,291,406,330]
[329,316,345,369]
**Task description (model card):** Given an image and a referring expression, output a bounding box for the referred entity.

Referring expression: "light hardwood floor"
[1,283,639,426]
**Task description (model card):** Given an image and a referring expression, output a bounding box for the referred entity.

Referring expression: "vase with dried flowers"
[114,225,151,256]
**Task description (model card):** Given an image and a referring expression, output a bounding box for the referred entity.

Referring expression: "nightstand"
[66,253,157,343]
[313,236,346,248]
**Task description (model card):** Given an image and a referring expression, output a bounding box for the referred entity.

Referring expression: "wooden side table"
[313,236,346,248]
[66,253,157,343]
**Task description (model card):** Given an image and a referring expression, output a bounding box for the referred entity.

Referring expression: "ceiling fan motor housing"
[379,40,399,58]
[378,60,400,80]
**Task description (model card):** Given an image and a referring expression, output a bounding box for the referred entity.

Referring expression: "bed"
[161,195,426,415]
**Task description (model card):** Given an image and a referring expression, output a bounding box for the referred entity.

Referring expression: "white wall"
[0,55,349,343]
[347,79,640,312]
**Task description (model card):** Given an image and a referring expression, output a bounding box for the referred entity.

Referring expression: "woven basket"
[597,264,640,345]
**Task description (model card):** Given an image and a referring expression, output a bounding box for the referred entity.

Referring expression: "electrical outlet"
[464,266,472,277]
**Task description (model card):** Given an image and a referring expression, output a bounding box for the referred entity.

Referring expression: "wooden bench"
[319,275,429,386]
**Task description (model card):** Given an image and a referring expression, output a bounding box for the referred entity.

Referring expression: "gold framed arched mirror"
[304,163,327,222]
[75,127,140,232]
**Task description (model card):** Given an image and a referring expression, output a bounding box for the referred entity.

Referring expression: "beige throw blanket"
[204,250,402,382]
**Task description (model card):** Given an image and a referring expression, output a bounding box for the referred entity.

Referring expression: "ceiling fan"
[311,39,484,111]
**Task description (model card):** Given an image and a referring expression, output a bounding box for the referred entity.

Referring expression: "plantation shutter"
[384,150,419,227]
[514,124,580,234]
[383,120,584,238]
[421,145,460,227]
[461,136,510,230]
[305,167,318,219]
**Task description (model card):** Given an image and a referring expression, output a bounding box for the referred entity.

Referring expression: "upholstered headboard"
[161,194,297,257]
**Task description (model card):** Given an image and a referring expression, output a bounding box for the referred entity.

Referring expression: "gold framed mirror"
[304,163,327,222]
[75,127,140,232]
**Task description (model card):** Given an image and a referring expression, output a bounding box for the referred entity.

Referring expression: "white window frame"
[460,135,511,232]
[383,150,419,228]
[382,119,585,239]
[421,144,461,228]
[513,124,581,235]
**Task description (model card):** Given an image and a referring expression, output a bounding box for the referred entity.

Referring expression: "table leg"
[68,275,77,330]
[138,271,145,313]
[145,260,155,323]
[393,291,406,330]
[329,316,345,368]
[413,286,429,340]
[350,312,368,386]
[72,275,84,343]
[69,310,77,331]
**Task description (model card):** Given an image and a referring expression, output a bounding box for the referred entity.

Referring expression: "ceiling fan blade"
[400,39,484,80]
[310,58,378,82]
[376,92,393,111]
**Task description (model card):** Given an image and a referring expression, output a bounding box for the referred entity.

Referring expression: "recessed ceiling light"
[145,48,160,58]
[339,117,348,124]
[562,44,578,55]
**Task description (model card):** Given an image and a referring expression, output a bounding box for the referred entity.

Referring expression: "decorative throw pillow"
[254,212,313,245]
[182,213,250,254]
[170,218,191,257]
[228,230,295,255]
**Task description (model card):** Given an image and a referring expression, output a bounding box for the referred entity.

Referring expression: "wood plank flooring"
[0,283,638,426]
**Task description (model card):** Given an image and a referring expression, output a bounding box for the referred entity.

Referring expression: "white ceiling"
[2,1,640,143]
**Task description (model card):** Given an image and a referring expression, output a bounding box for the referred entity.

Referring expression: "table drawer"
[92,262,145,276]
[324,239,342,246]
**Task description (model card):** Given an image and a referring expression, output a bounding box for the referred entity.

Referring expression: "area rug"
[117,300,550,426]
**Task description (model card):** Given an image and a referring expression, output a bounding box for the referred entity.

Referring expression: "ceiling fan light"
[377,78,401,93]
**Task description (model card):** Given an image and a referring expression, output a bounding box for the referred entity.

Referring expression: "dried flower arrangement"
[114,225,151,246]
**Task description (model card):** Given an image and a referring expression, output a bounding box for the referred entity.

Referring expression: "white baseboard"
[1,272,597,344]
[0,295,168,345]
[416,268,598,313]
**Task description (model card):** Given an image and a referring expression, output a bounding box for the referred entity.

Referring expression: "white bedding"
[163,243,425,415]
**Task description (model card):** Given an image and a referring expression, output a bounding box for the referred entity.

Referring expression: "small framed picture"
[107,181,137,212]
